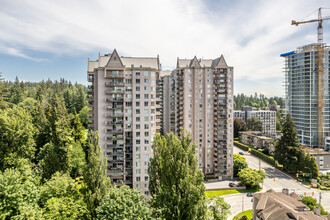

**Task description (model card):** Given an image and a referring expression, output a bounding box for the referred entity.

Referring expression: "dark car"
[239,152,244,155]
[229,182,236,187]
[247,193,253,197]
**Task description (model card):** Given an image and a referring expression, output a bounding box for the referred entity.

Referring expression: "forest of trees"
[0,74,230,219]
[234,93,284,111]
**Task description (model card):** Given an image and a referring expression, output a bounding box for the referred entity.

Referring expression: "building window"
[145,132,149,137]
[136,154,141,159]
[136,79,140,84]
[144,94,149,99]
[136,71,140,76]
[126,79,132,84]
[144,79,149,84]
[136,169,141,174]
[144,116,149,121]
[136,124,140,129]
[144,71,149,76]
[144,102,149,107]
[136,132,140,137]
[144,124,149,129]
[145,139,149,144]
[136,102,140,106]
[145,176,149,181]
[136,177,140,182]
[136,147,140,152]
[144,86,149,91]
[136,94,140,99]
[136,139,140,144]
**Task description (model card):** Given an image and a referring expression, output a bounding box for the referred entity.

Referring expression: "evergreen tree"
[274,114,301,173]
[149,131,207,220]
[0,72,9,109]
[10,76,24,104]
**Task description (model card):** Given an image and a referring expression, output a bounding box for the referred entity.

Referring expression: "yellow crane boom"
[292,8,330,148]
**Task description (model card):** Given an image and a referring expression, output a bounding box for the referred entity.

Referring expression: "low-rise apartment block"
[234,107,276,136]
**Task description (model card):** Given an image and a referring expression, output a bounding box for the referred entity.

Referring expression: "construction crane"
[292,8,330,148]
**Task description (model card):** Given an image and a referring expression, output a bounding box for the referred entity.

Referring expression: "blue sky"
[0,0,330,96]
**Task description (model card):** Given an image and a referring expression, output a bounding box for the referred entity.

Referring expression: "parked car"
[239,152,244,155]
[237,182,243,187]
[247,193,253,197]
[229,182,236,187]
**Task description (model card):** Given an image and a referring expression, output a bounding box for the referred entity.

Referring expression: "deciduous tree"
[149,131,207,219]
[96,185,152,219]
[238,168,265,188]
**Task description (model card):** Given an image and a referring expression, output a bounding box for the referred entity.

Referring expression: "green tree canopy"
[96,185,153,219]
[149,131,207,220]
[234,118,247,138]
[0,168,40,219]
[207,196,231,220]
[238,168,265,188]
[233,154,248,177]
[0,107,36,170]
[246,117,263,132]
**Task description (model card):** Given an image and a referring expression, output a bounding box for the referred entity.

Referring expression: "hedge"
[250,148,277,166]
[233,141,249,151]
[234,141,279,167]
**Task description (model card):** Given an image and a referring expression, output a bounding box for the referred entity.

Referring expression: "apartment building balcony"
[105,113,124,118]
[106,144,124,148]
[107,158,124,163]
[105,120,124,125]
[109,172,125,177]
[107,152,124,158]
[105,71,124,78]
[105,97,124,102]
[105,105,124,110]
[87,75,94,82]
[105,128,124,133]
[105,82,124,87]
[105,89,124,95]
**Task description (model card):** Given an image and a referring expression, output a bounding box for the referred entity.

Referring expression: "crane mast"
[291,8,330,148]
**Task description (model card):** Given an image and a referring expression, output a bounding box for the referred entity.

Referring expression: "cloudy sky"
[0,0,330,96]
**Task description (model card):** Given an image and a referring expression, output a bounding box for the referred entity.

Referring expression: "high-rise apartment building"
[163,56,234,180]
[282,44,330,149]
[87,49,160,196]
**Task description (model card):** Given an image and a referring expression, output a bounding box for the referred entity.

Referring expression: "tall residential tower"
[282,44,330,149]
[87,49,160,196]
[163,55,234,180]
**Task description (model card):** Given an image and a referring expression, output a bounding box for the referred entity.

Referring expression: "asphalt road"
[224,146,330,219]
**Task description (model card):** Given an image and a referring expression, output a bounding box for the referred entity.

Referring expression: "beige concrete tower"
[163,55,234,180]
[87,49,160,196]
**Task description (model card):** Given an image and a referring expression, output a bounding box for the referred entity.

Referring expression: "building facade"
[282,44,330,149]
[234,107,276,136]
[163,55,234,180]
[87,49,160,196]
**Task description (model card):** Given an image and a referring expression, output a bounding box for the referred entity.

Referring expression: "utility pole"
[319,192,322,205]
[259,158,261,171]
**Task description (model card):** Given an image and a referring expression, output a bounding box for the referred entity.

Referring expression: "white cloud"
[0,0,329,95]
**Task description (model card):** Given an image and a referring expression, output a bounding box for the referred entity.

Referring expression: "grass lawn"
[232,209,253,220]
[205,187,260,198]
